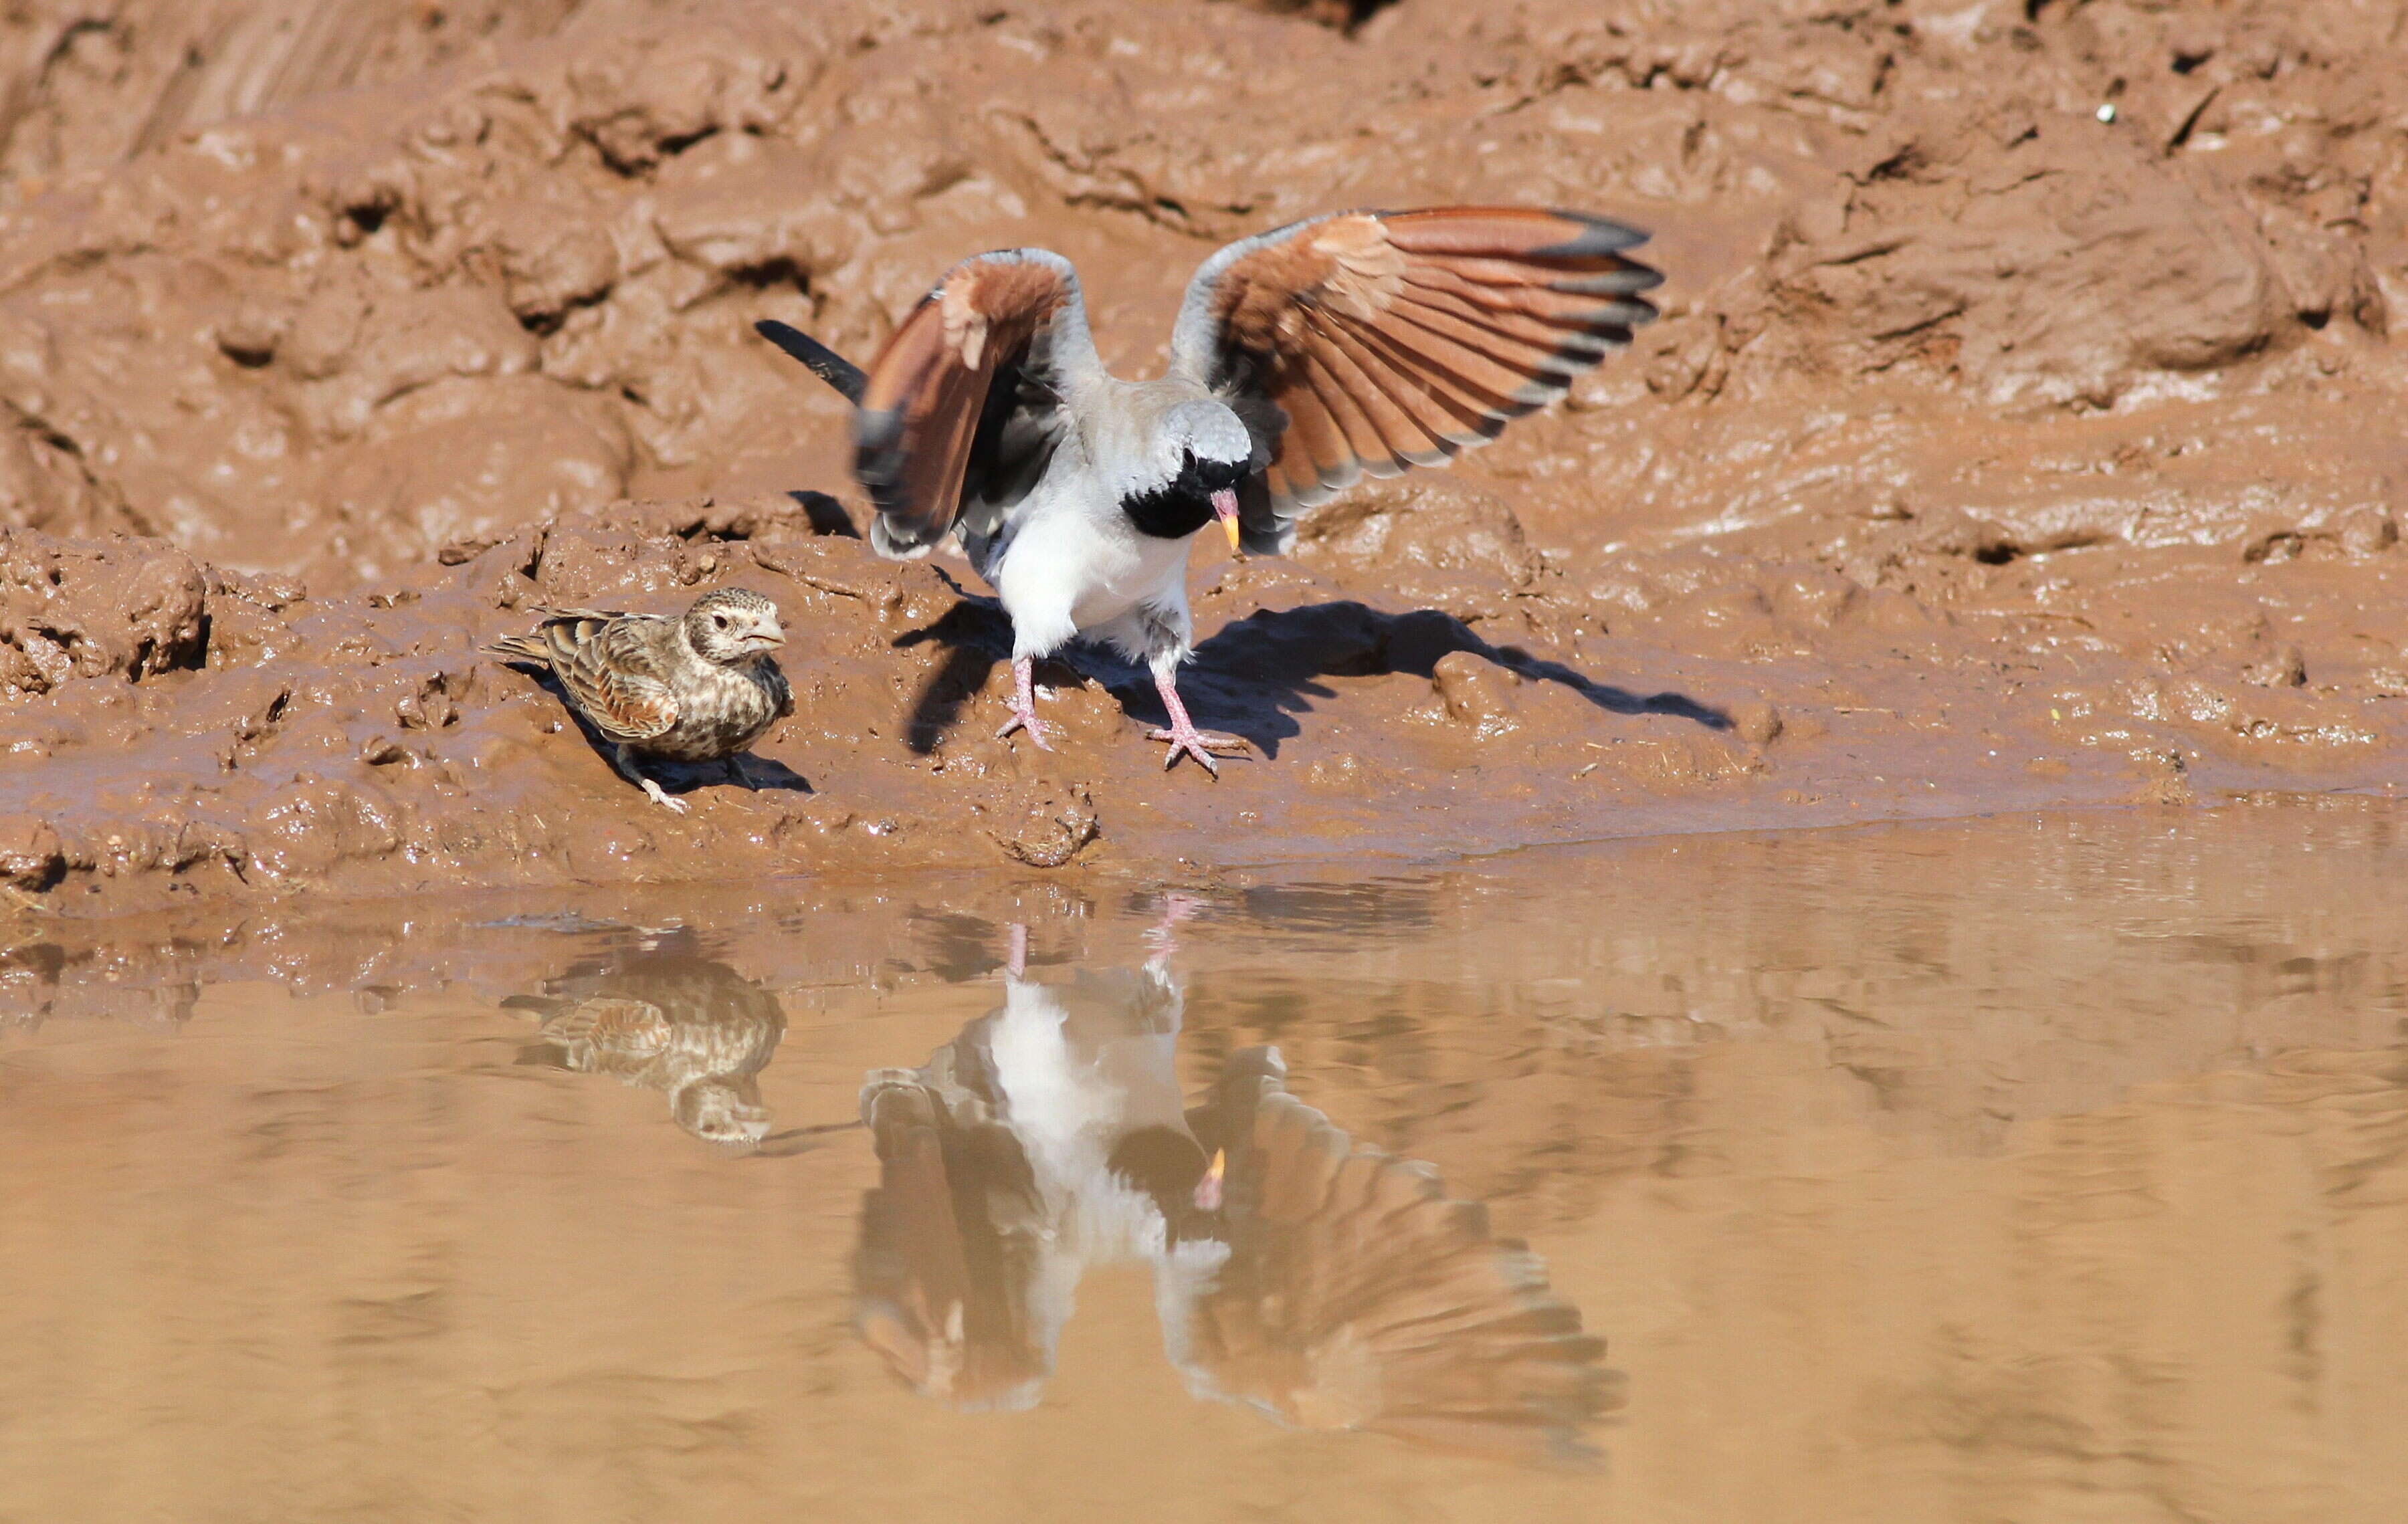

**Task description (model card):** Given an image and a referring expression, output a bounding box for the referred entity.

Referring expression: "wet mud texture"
[4,0,2408,909]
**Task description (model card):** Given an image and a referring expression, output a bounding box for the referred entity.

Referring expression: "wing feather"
[1297,310,1457,467]
[491,611,682,744]
[1304,312,1482,465]
[1294,344,1411,481]
[1171,207,1660,550]
[1170,1046,1617,1468]
[554,618,679,744]
[854,251,1082,559]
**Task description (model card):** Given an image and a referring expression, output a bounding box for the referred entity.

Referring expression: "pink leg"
[1143,891,1207,954]
[1147,668,1249,777]
[1005,922,1028,980]
[995,656,1054,750]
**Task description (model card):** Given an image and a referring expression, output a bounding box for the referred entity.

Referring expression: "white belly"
[991,502,1191,652]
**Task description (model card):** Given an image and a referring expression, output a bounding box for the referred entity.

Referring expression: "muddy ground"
[1,0,2405,913]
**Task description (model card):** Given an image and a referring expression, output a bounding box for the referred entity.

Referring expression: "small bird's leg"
[615,744,688,814]
[728,754,762,790]
[1147,665,1249,776]
[995,656,1055,750]
[1005,922,1029,980]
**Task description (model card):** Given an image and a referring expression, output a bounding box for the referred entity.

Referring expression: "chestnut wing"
[1171,1047,1616,1468]
[854,251,1081,558]
[1169,207,1662,552]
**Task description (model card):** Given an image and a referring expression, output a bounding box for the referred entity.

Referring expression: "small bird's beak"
[756,624,787,649]
[1211,487,1241,553]
[1194,1148,1226,1211]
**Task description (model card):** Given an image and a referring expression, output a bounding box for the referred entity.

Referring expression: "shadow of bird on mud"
[892,595,1727,759]
[495,666,814,799]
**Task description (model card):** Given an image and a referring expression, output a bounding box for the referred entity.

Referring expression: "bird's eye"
[712,614,728,628]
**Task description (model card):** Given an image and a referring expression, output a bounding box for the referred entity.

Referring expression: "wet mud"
[4,0,2408,909]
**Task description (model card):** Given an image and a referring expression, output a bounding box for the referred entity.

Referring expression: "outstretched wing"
[855,1071,1056,1411]
[1169,208,1662,553]
[540,613,681,744]
[1169,1047,1617,1468]
[854,250,1083,560]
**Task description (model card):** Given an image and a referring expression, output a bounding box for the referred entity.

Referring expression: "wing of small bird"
[486,609,680,745]
[1168,207,1662,553]
[842,251,1084,558]
[1167,1046,1616,1468]
[533,994,675,1059]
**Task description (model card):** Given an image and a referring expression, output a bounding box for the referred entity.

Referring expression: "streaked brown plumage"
[504,938,787,1147]
[484,588,792,812]
[758,206,1659,776]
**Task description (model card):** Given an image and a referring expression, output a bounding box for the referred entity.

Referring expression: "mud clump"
[1,0,2406,911]
[1,530,208,697]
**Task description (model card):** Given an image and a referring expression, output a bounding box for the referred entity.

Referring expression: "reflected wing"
[537,613,680,744]
[1170,1047,1616,1467]
[538,995,673,1059]
[855,1072,1054,1412]
[854,250,1078,558]
[1169,207,1661,552]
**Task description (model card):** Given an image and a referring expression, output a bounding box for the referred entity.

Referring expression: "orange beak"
[1211,487,1241,553]
[1194,1147,1226,1211]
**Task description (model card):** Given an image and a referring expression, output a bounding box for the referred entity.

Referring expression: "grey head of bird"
[1119,399,1252,548]
[682,588,787,665]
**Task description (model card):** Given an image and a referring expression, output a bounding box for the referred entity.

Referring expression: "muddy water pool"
[4,801,2406,1523]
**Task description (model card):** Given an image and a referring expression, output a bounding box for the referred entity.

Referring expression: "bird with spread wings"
[759,207,1660,775]
[851,941,1616,1466]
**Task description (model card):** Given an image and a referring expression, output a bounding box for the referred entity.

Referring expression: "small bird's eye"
[712,613,728,628]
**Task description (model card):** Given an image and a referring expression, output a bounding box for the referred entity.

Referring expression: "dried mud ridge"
[4,0,2407,913]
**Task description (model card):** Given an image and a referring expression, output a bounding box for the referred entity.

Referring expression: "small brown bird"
[485,588,793,812]
[504,935,788,1148]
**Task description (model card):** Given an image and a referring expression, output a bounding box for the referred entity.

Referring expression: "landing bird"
[485,588,792,812]
[854,938,1613,1462]
[758,206,1661,774]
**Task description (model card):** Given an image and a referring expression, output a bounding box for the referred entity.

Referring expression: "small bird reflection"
[854,907,1615,1466]
[504,930,785,1148]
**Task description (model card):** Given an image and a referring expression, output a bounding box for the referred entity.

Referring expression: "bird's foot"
[639,776,690,813]
[996,701,1056,750]
[1146,721,1249,776]
[999,655,1056,750]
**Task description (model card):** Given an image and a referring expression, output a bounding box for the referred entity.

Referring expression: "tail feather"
[757,319,868,405]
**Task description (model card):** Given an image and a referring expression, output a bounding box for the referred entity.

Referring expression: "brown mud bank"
[4,0,2408,912]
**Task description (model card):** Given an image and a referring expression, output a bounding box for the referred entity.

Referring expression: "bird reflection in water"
[504,929,786,1148]
[854,902,1615,1466]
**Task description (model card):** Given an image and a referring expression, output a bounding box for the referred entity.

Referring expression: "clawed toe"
[1146,726,1248,753]
[1148,726,1249,776]
[997,709,1056,750]
[639,778,690,813]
